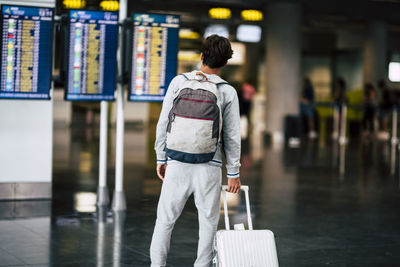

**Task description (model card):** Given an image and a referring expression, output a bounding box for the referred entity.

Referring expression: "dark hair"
[364,83,374,90]
[304,77,312,86]
[364,83,375,93]
[337,77,346,89]
[201,35,233,68]
[378,79,386,88]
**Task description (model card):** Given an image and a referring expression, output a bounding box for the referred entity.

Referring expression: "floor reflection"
[96,207,108,267]
[0,217,51,265]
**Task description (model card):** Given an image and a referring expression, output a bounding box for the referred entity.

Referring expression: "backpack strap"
[216,82,229,87]
[180,73,189,80]
[180,72,229,87]
[180,72,212,83]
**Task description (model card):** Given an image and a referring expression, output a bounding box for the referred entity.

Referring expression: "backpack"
[165,72,227,163]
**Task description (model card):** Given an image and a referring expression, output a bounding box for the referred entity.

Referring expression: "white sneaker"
[288,137,301,148]
[308,131,318,139]
[377,131,390,140]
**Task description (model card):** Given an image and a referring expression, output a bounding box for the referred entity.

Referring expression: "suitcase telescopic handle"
[221,185,253,230]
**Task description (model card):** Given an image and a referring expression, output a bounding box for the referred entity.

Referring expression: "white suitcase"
[213,185,279,267]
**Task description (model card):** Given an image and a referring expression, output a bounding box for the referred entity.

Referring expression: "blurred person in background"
[238,82,256,139]
[300,77,317,139]
[332,77,347,139]
[333,77,347,107]
[377,79,393,140]
[362,83,377,139]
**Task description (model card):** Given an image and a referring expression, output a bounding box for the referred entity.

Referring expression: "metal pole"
[97,101,109,206]
[222,190,230,230]
[113,84,125,193]
[96,206,107,267]
[112,0,127,211]
[243,189,253,230]
[112,211,125,267]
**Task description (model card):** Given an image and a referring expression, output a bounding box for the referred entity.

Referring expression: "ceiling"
[129,0,400,30]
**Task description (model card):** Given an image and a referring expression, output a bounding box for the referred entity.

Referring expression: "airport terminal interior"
[1,0,400,266]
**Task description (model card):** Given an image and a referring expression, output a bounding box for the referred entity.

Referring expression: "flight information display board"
[129,13,179,102]
[0,5,54,100]
[65,10,118,101]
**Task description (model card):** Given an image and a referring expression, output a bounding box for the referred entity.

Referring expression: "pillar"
[265,2,302,141]
[244,43,260,87]
[0,0,55,200]
[363,20,387,85]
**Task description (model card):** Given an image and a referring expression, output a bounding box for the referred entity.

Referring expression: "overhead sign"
[241,10,263,21]
[0,5,54,100]
[65,10,118,101]
[63,0,86,10]
[389,62,400,82]
[209,8,231,20]
[204,24,229,38]
[128,13,179,102]
[100,1,119,11]
[228,42,246,65]
[236,24,262,43]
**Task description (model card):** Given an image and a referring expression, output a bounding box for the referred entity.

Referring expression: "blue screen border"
[0,4,54,101]
[64,9,119,102]
[127,12,180,103]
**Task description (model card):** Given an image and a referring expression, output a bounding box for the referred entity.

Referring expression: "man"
[150,35,241,267]
[377,79,393,140]
[300,77,317,139]
[362,83,376,138]
[332,77,347,140]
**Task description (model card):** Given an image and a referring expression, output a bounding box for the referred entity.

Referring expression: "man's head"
[378,79,386,89]
[336,77,346,89]
[201,35,233,69]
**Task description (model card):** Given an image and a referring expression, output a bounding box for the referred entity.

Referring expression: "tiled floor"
[1,121,400,266]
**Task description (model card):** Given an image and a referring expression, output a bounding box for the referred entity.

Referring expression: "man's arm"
[154,76,181,180]
[222,87,241,193]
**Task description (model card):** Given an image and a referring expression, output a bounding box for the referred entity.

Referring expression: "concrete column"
[265,2,302,141]
[0,0,55,200]
[363,20,387,85]
[244,43,260,86]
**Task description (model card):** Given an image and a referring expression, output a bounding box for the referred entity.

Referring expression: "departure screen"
[65,10,118,101]
[129,13,179,102]
[0,5,53,100]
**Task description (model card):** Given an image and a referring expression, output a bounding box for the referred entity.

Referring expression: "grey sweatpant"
[150,161,222,267]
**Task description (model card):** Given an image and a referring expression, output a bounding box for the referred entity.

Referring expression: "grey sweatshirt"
[155,70,241,179]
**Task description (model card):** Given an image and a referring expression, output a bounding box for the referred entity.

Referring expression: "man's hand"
[227,178,241,194]
[156,164,167,181]
[300,98,309,104]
